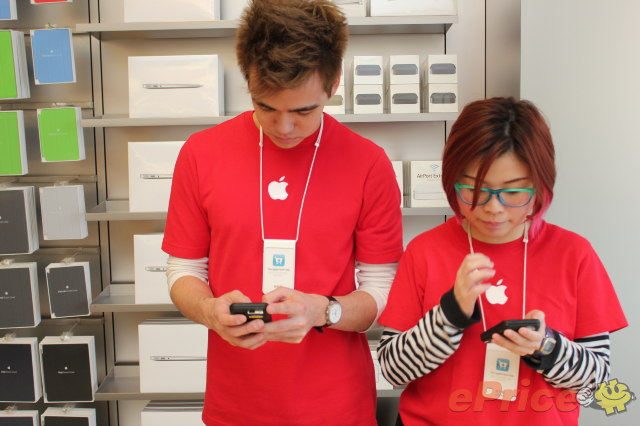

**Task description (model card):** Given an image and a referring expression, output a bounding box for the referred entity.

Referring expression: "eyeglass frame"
[454,183,535,207]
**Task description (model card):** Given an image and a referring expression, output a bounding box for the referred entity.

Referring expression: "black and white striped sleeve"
[524,331,610,391]
[377,288,480,387]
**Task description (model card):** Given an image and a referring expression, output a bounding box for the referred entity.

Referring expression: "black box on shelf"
[0,186,39,255]
[0,337,42,403]
[45,262,91,318]
[0,409,39,426]
[0,262,41,329]
[41,408,96,426]
[39,336,97,403]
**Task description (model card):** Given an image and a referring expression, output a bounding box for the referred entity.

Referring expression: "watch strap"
[314,296,337,333]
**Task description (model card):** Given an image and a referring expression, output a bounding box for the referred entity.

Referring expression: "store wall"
[521,1,638,425]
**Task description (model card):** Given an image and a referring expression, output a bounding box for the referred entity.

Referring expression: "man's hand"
[261,287,328,344]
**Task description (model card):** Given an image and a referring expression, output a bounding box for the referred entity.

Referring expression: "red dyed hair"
[442,97,555,237]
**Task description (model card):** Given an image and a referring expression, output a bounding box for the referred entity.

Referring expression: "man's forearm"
[170,275,215,326]
[333,290,378,332]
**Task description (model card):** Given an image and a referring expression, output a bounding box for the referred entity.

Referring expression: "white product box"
[0,337,42,403]
[389,55,420,85]
[427,83,458,113]
[222,0,251,20]
[134,233,170,304]
[426,54,458,84]
[391,161,404,207]
[389,84,420,114]
[324,85,345,115]
[370,0,457,16]
[353,84,384,114]
[39,185,88,240]
[125,0,220,22]
[128,141,184,212]
[409,161,447,207]
[331,0,367,17]
[353,56,384,85]
[142,401,206,426]
[139,318,208,393]
[129,55,224,118]
[0,410,39,425]
[42,407,96,426]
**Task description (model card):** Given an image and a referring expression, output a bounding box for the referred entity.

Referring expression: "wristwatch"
[315,296,342,332]
[533,326,557,357]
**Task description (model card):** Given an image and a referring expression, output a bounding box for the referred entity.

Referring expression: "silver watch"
[533,327,557,357]
[324,296,342,327]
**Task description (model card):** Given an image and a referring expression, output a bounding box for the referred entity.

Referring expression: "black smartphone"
[480,319,540,343]
[229,303,272,323]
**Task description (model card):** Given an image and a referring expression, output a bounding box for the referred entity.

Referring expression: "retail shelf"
[96,365,402,401]
[402,206,452,216]
[81,112,458,128]
[91,284,178,313]
[76,16,456,40]
[86,200,167,221]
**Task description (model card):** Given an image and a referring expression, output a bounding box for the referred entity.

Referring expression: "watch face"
[540,337,556,355]
[328,302,342,324]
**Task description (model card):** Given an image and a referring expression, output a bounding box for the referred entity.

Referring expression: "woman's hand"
[490,310,547,356]
[453,253,495,317]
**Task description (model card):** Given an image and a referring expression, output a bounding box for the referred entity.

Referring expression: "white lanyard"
[259,116,324,242]
[466,221,529,331]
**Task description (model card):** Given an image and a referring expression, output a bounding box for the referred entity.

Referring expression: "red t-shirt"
[163,112,403,425]
[379,218,627,426]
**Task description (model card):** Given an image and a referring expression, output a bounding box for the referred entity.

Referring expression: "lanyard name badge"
[260,117,323,294]
[466,221,529,401]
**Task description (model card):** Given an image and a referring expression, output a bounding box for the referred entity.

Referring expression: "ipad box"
[425,54,458,84]
[0,262,41,329]
[353,56,384,85]
[128,55,224,118]
[370,0,457,16]
[0,30,30,100]
[353,84,384,114]
[128,141,184,212]
[330,0,367,17]
[41,408,96,426]
[0,337,42,402]
[0,409,39,425]
[37,107,85,162]
[409,161,447,207]
[0,110,28,176]
[0,186,39,254]
[45,261,91,318]
[426,83,458,113]
[0,0,18,20]
[30,28,76,85]
[39,185,88,240]
[391,161,403,207]
[389,84,420,114]
[134,233,171,304]
[139,318,208,393]
[124,0,220,22]
[39,335,97,403]
[141,401,205,426]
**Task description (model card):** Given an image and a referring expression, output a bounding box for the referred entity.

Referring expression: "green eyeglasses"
[454,183,535,207]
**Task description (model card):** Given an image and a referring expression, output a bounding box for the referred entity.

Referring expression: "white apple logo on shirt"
[268,176,289,200]
[485,279,508,305]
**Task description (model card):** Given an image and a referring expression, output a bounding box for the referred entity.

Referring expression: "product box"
[0,337,42,402]
[41,408,96,426]
[39,335,97,402]
[353,56,384,85]
[134,233,171,304]
[391,161,403,207]
[141,401,206,426]
[370,0,457,16]
[139,318,208,393]
[30,28,76,85]
[0,0,18,20]
[0,110,28,176]
[46,262,91,318]
[0,262,40,329]
[330,0,367,17]
[389,84,420,114]
[0,30,30,100]
[37,107,85,162]
[222,0,251,20]
[0,186,39,254]
[353,84,384,114]
[409,161,447,207]
[0,409,39,425]
[426,83,458,113]
[426,54,458,84]
[389,55,420,85]
[124,0,220,22]
[128,55,224,118]
[31,0,74,3]
[324,84,345,115]
[128,141,184,212]
[39,185,88,240]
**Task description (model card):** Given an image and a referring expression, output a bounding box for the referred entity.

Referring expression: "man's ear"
[329,74,341,98]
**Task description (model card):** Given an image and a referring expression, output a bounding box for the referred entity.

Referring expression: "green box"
[0,110,27,175]
[0,30,18,99]
[37,107,84,162]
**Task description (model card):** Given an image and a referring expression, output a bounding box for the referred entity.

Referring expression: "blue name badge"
[30,28,76,84]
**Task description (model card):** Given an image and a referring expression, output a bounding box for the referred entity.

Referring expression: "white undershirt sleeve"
[354,261,398,327]
[166,255,209,292]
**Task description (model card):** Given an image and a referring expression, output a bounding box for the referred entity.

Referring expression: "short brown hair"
[442,97,556,236]
[236,0,348,97]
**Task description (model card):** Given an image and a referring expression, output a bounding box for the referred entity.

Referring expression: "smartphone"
[229,303,272,323]
[480,319,540,343]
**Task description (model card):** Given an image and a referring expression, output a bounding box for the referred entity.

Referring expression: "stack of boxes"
[388,55,421,114]
[352,56,384,114]
[425,54,458,113]
[325,63,346,115]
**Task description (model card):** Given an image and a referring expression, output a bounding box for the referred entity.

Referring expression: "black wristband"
[440,288,481,329]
